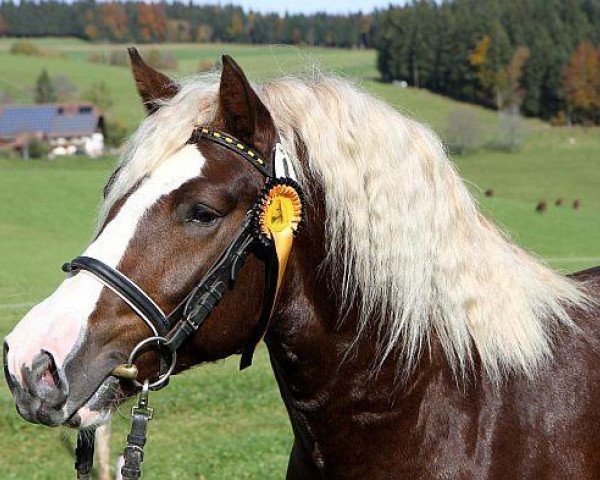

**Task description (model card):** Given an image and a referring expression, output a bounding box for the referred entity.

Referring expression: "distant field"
[0,37,377,78]
[0,39,377,129]
[0,38,599,478]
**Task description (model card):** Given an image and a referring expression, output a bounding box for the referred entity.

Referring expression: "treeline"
[377,0,600,124]
[0,1,379,48]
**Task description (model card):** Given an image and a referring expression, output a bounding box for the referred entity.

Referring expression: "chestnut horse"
[4,49,600,479]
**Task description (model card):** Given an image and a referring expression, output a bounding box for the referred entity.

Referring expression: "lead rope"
[75,428,96,480]
[121,380,153,480]
[74,381,153,480]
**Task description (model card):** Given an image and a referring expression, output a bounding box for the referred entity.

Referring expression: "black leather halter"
[63,126,295,376]
[66,126,302,480]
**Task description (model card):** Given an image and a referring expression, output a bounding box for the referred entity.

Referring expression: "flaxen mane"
[102,72,590,382]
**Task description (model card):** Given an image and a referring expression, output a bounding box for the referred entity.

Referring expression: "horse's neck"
[264,226,456,475]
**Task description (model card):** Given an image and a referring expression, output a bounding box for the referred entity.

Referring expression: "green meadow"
[0,39,599,478]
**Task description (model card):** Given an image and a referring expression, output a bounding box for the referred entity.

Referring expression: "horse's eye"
[188,204,219,225]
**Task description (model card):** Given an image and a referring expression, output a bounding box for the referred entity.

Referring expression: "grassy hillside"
[0,40,377,128]
[0,39,599,478]
[2,43,598,271]
[458,129,600,269]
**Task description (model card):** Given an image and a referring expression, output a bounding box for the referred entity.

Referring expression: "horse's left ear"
[218,55,276,156]
[128,47,179,114]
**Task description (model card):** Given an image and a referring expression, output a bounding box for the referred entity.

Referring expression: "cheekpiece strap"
[190,126,272,178]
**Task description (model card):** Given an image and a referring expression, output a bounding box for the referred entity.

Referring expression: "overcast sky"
[210,1,403,14]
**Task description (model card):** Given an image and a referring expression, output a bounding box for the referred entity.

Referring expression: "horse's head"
[3,50,298,428]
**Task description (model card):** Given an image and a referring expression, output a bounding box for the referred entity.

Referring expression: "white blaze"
[5,145,205,384]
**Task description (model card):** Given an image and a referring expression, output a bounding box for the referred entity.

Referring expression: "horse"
[4,48,600,479]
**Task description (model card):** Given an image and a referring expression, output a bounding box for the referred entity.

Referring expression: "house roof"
[0,103,104,139]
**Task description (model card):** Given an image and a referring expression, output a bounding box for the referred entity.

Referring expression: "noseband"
[63,126,303,480]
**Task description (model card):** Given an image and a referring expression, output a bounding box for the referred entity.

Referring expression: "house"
[0,103,105,158]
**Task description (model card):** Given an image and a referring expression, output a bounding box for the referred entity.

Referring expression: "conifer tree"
[34,69,57,104]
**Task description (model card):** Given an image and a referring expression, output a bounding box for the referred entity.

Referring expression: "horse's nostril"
[3,340,15,390]
[39,351,61,389]
[22,350,68,408]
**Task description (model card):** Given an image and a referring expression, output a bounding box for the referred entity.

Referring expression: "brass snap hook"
[111,363,139,380]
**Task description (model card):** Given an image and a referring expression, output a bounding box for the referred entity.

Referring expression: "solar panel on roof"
[52,113,98,136]
[0,105,99,138]
[0,106,55,136]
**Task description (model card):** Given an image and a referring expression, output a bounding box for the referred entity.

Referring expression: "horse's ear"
[128,47,179,114]
[218,55,275,154]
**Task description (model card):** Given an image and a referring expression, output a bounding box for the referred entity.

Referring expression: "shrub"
[109,50,129,66]
[88,48,177,70]
[88,50,128,66]
[550,111,568,127]
[160,52,178,70]
[443,107,483,155]
[33,71,78,103]
[9,40,41,56]
[26,138,50,159]
[52,75,78,102]
[82,82,114,112]
[145,49,178,70]
[197,60,216,73]
[0,145,20,160]
[0,90,13,105]
[104,116,129,148]
[487,111,528,153]
[88,52,103,64]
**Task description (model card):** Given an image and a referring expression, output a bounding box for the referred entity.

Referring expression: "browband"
[188,126,272,177]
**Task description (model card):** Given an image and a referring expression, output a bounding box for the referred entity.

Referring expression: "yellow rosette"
[257,182,303,293]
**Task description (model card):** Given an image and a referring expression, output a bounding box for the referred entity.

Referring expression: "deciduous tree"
[499,46,530,111]
[137,4,167,42]
[226,12,245,42]
[562,41,600,123]
[100,3,128,40]
[0,14,8,36]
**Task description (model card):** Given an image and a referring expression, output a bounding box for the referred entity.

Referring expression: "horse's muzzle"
[3,342,69,427]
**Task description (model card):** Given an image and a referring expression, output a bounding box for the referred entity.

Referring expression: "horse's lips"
[64,375,123,428]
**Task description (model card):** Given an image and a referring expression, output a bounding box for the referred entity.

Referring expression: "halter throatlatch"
[65,125,303,480]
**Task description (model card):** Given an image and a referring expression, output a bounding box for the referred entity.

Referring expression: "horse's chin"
[64,376,125,429]
[66,405,112,429]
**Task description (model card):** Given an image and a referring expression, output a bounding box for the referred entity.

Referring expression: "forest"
[376,0,600,124]
[1,0,599,124]
[0,1,379,48]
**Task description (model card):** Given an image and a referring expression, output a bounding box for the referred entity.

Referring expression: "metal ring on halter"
[126,336,177,390]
